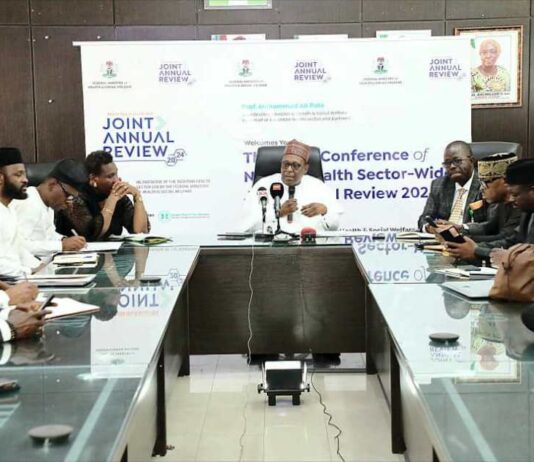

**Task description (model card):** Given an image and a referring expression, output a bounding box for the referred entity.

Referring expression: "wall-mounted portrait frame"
[454,25,523,109]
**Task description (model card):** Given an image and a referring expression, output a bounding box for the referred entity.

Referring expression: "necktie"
[449,188,466,225]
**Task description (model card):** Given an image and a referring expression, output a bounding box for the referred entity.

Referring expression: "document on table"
[83,242,123,252]
[41,297,100,320]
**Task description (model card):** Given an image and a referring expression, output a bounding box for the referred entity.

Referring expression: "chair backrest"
[470,141,522,161]
[253,146,324,184]
[25,161,60,187]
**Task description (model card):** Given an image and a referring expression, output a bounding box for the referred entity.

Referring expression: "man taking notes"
[12,159,87,254]
[418,140,487,231]
[241,140,341,233]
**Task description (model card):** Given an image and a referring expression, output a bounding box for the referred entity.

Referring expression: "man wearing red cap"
[0,147,43,277]
[241,140,341,233]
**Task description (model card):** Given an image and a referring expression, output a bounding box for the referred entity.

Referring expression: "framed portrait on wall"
[454,25,523,108]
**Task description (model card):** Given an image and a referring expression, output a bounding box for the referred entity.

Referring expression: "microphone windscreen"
[257,186,268,199]
[300,227,317,238]
[270,182,284,199]
[521,307,534,332]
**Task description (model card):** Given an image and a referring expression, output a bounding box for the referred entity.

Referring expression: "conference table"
[0,235,532,462]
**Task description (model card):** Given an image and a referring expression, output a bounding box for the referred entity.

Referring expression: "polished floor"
[159,355,401,462]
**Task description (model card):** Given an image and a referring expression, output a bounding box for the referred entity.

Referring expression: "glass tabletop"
[39,244,199,289]
[369,283,534,462]
[0,283,183,461]
[353,241,471,284]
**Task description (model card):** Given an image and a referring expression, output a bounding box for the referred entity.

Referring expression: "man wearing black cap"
[12,159,87,254]
[447,158,534,260]
[0,147,43,277]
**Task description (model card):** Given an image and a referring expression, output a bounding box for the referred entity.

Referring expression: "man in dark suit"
[443,152,521,244]
[418,140,487,231]
[447,159,534,261]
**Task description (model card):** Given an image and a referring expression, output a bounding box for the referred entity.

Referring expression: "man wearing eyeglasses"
[417,140,487,231]
[241,139,342,233]
[11,159,87,254]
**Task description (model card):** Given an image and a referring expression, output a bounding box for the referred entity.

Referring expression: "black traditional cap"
[49,159,88,189]
[0,147,23,168]
[506,159,534,186]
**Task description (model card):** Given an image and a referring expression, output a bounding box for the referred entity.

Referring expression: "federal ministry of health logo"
[102,60,117,79]
[374,57,388,75]
[238,59,252,77]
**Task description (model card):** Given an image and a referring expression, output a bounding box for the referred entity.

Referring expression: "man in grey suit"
[418,140,487,231]
[447,159,534,261]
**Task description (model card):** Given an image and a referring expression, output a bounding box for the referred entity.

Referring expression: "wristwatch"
[6,321,16,341]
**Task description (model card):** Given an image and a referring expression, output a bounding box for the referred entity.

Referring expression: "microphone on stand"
[270,182,285,234]
[257,187,268,222]
[287,185,296,224]
[270,183,284,218]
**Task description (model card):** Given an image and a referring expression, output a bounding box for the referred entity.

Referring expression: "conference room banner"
[77,38,471,234]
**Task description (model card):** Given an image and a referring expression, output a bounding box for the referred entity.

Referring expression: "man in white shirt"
[12,159,87,254]
[0,282,46,353]
[0,147,43,277]
[241,140,342,234]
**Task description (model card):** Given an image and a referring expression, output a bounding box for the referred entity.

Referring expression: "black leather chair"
[25,161,59,187]
[470,141,522,161]
[253,146,324,185]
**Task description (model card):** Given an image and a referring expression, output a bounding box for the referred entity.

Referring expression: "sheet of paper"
[83,242,123,252]
[44,297,100,320]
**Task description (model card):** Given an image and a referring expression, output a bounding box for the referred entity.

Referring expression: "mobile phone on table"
[438,226,466,244]
[425,215,438,228]
[139,276,161,284]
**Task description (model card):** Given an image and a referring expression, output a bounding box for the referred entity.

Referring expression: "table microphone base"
[254,233,274,242]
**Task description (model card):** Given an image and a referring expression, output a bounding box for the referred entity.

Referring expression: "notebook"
[22,274,96,287]
[42,297,100,320]
[441,280,494,299]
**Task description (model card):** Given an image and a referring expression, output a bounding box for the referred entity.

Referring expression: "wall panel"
[30,0,113,25]
[446,18,530,155]
[115,0,197,25]
[362,0,445,22]
[278,0,361,24]
[0,27,35,161]
[32,27,114,162]
[446,0,530,20]
[115,25,196,40]
[0,0,29,24]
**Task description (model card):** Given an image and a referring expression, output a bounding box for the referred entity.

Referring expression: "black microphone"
[257,187,268,222]
[270,182,284,218]
[521,307,534,332]
[287,185,295,223]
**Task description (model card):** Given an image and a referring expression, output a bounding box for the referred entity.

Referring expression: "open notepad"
[396,232,437,241]
[53,252,99,266]
[44,297,100,320]
[434,267,497,279]
[22,274,96,287]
